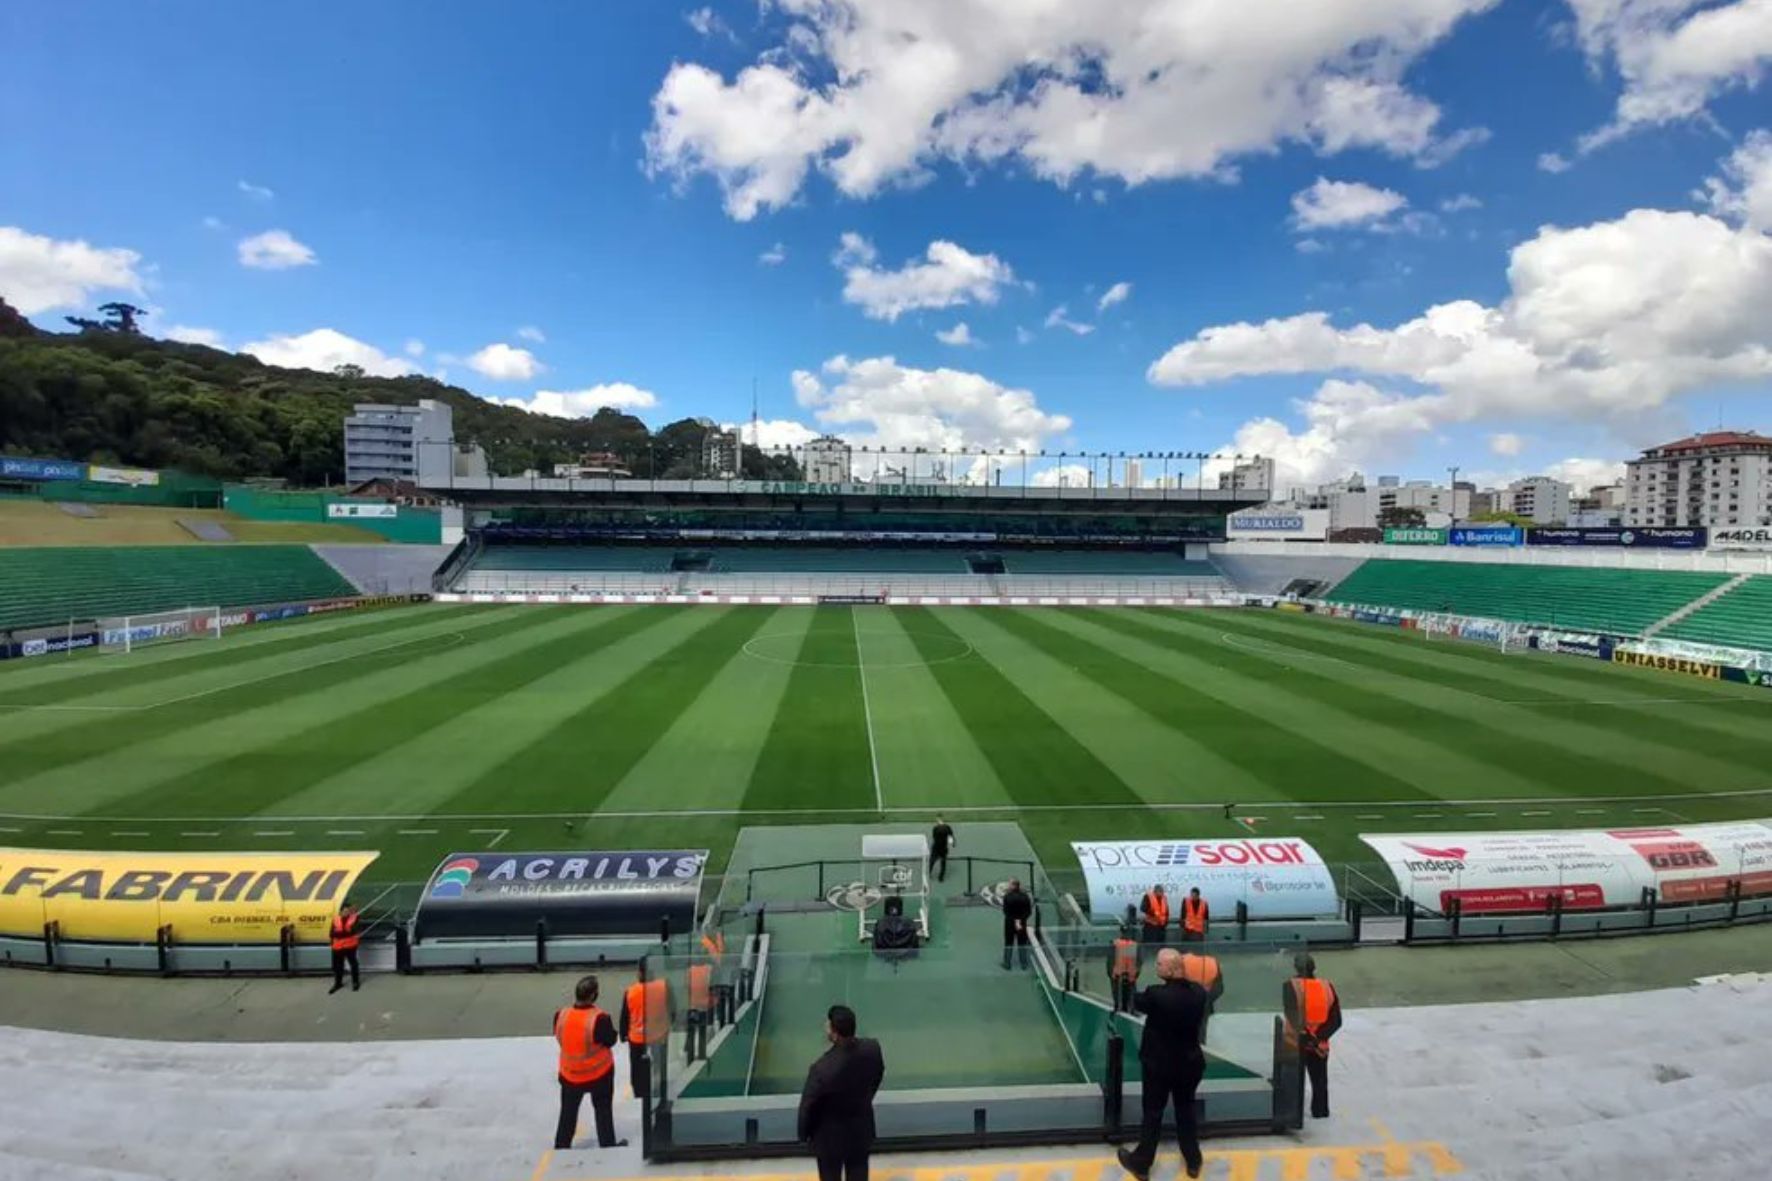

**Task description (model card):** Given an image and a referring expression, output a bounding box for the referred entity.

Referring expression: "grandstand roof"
[1640,430,1772,457]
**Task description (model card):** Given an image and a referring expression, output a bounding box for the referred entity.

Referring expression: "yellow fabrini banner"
[0,848,379,944]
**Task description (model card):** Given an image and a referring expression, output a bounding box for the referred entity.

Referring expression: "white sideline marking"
[1522,810,1551,817]
[469,827,508,847]
[1355,814,1384,821]
[1466,811,1497,818]
[1578,809,1604,815]
[0,826,22,833]
[110,831,150,837]
[1293,814,1324,820]
[45,829,81,836]
[853,609,884,813]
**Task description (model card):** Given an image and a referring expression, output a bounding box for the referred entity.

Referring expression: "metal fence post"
[536,919,548,970]
[1104,1033,1124,1133]
[279,924,294,975]
[395,924,412,973]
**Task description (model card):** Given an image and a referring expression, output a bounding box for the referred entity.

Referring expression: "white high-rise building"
[344,400,478,486]
[1124,459,1143,489]
[1625,431,1772,528]
[1504,476,1573,524]
[1218,458,1275,494]
[804,434,853,483]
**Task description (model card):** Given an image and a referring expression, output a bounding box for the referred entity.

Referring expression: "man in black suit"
[929,816,955,883]
[799,1004,886,1181]
[999,878,1033,970]
[1117,948,1208,1181]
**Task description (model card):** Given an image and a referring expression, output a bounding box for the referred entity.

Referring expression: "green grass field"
[2,602,1769,897]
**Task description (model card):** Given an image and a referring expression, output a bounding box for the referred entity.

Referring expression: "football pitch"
[1,601,1769,894]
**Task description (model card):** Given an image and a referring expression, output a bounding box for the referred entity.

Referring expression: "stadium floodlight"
[100,606,223,655]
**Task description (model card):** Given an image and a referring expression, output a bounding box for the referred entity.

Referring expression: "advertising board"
[0,629,100,661]
[86,465,161,487]
[327,503,399,519]
[1612,649,1722,678]
[413,850,707,940]
[1532,631,1613,660]
[0,848,378,943]
[0,456,87,482]
[1709,527,1772,551]
[1360,821,1772,914]
[1070,838,1339,920]
[1382,527,1447,545]
[1449,525,1523,547]
[1527,527,1705,549]
[1225,509,1330,542]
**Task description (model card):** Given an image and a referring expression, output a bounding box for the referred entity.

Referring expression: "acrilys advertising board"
[1360,821,1772,914]
[0,848,378,944]
[414,849,707,940]
[1071,838,1339,920]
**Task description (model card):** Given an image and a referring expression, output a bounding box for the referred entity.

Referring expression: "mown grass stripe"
[0,606,547,810]
[894,607,1143,809]
[742,607,876,813]
[443,607,771,817]
[1090,608,1687,803]
[102,608,672,819]
[0,605,483,708]
[1001,607,1435,804]
[1210,609,1770,782]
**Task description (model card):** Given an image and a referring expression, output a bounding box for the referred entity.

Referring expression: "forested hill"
[0,298,798,485]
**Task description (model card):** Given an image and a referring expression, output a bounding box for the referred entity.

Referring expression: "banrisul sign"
[1383,527,1446,545]
[413,849,707,940]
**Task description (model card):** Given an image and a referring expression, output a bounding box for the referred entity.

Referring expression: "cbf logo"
[826,882,883,912]
[430,857,478,898]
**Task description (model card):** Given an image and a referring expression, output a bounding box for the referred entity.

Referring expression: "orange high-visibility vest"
[1290,978,1336,1057]
[689,963,712,1011]
[1180,952,1220,990]
[1182,896,1208,935]
[625,979,670,1045]
[1142,892,1169,929]
[330,912,360,952]
[555,1005,614,1084]
[1111,938,1138,981]
[701,931,725,963]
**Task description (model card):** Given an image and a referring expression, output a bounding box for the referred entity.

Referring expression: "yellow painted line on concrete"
[529,1149,554,1181]
[541,1142,1464,1181]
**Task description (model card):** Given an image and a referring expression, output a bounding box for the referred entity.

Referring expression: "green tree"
[1377,505,1428,528]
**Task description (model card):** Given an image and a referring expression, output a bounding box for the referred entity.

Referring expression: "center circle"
[741,628,975,670]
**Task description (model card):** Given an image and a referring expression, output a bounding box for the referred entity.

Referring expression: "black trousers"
[813,1124,872,1181]
[1002,925,1030,969]
[1140,925,1165,946]
[627,1042,651,1101]
[1111,975,1136,1012]
[554,1071,616,1149]
[1181,929,1205,943]
[330,948,359,989]
[1126,1056,1205,1176]
[1304,1052,1330,1118]
[929,850,948,883]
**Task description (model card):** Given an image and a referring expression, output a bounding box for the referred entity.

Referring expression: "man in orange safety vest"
[1107,924,1140,1012]
[1283,953,1343,1119]
[1139,885,1169,945]
[328,901,361,995]
[620,970,673,1101]
[553,975,624,1150]
[1180,887,1209,942]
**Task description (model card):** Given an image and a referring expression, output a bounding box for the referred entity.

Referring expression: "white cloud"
[1032,463,1094,488]
[516,325,546,343]
[0,226,145,314]
[1538,151,1572,174]
[1290,177,1409,231]
[1488,431,1525,457]
[492,384,659,417]
[790,354,1071,460]
[243,328,417,378]
[166,325,225,348]
[935,322,976,346]
[237,179,274,201]
[1295,238,1329,254]
[645,0,1495,220]
[835,233,1016,320]
[1440,193,1483,212]
[686,6,733,40]
[1044,305,1094,335]
[1567,0,1772,153]
[467,342,544,381]
[1151,184,1772,489]
[237,229,317,270]
[404,339,426,357]
[201,215,225,231]
[1545,456,1627,493]
[1701,130,1772,230]
[1015,325,1035,345]
[1097,281,1133,312]
[727,419,821,449]
[759,241,788,266]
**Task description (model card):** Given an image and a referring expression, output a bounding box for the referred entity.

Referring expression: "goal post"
[100,607,224,654]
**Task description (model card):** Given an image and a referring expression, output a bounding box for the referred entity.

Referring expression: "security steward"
[1107,923,1140,1012]
[1178,950,1224,1041]
[1283,953,1343,1119]
[553,975,625,1150]
[929,816,956,883]
[619,969,673,1101]
[1181,887,1209,942]
[799,1004,885,1181]
[328,900,361,994]
[1000,877,1033,970]
[1117,949,1208,1181]
[1139,884,1170,945]
[686,957,715,1061]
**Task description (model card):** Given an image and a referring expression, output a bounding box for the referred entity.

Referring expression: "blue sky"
[3,0,1770,492]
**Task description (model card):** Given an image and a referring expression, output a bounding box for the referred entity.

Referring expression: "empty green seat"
[1661,576,1772,652]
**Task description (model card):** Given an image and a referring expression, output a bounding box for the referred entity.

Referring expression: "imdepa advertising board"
[1071,838,1339,920]
[1360,821,1772,914]
[414,849,707,940]
[0,848,378,943]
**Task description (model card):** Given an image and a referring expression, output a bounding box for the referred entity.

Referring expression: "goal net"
[99,607,223,654]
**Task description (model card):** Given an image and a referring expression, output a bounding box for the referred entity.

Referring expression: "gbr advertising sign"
[1071,837,1339,921]
[1360,821,1772,914]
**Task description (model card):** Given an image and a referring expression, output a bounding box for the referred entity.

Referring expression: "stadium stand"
[1000,551,1216,576]
[472,545,675,574]
[1659,575,1772,652]
[0,545,357,631]
[1323,559,1730,636]
[1209,552,1367,597]
[311,544,455,595]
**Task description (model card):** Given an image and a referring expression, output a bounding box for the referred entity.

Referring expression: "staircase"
[1644,572,1749,637]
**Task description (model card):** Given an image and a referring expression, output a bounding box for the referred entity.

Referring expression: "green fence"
[31,470,223,508]
[223,485,441,543]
